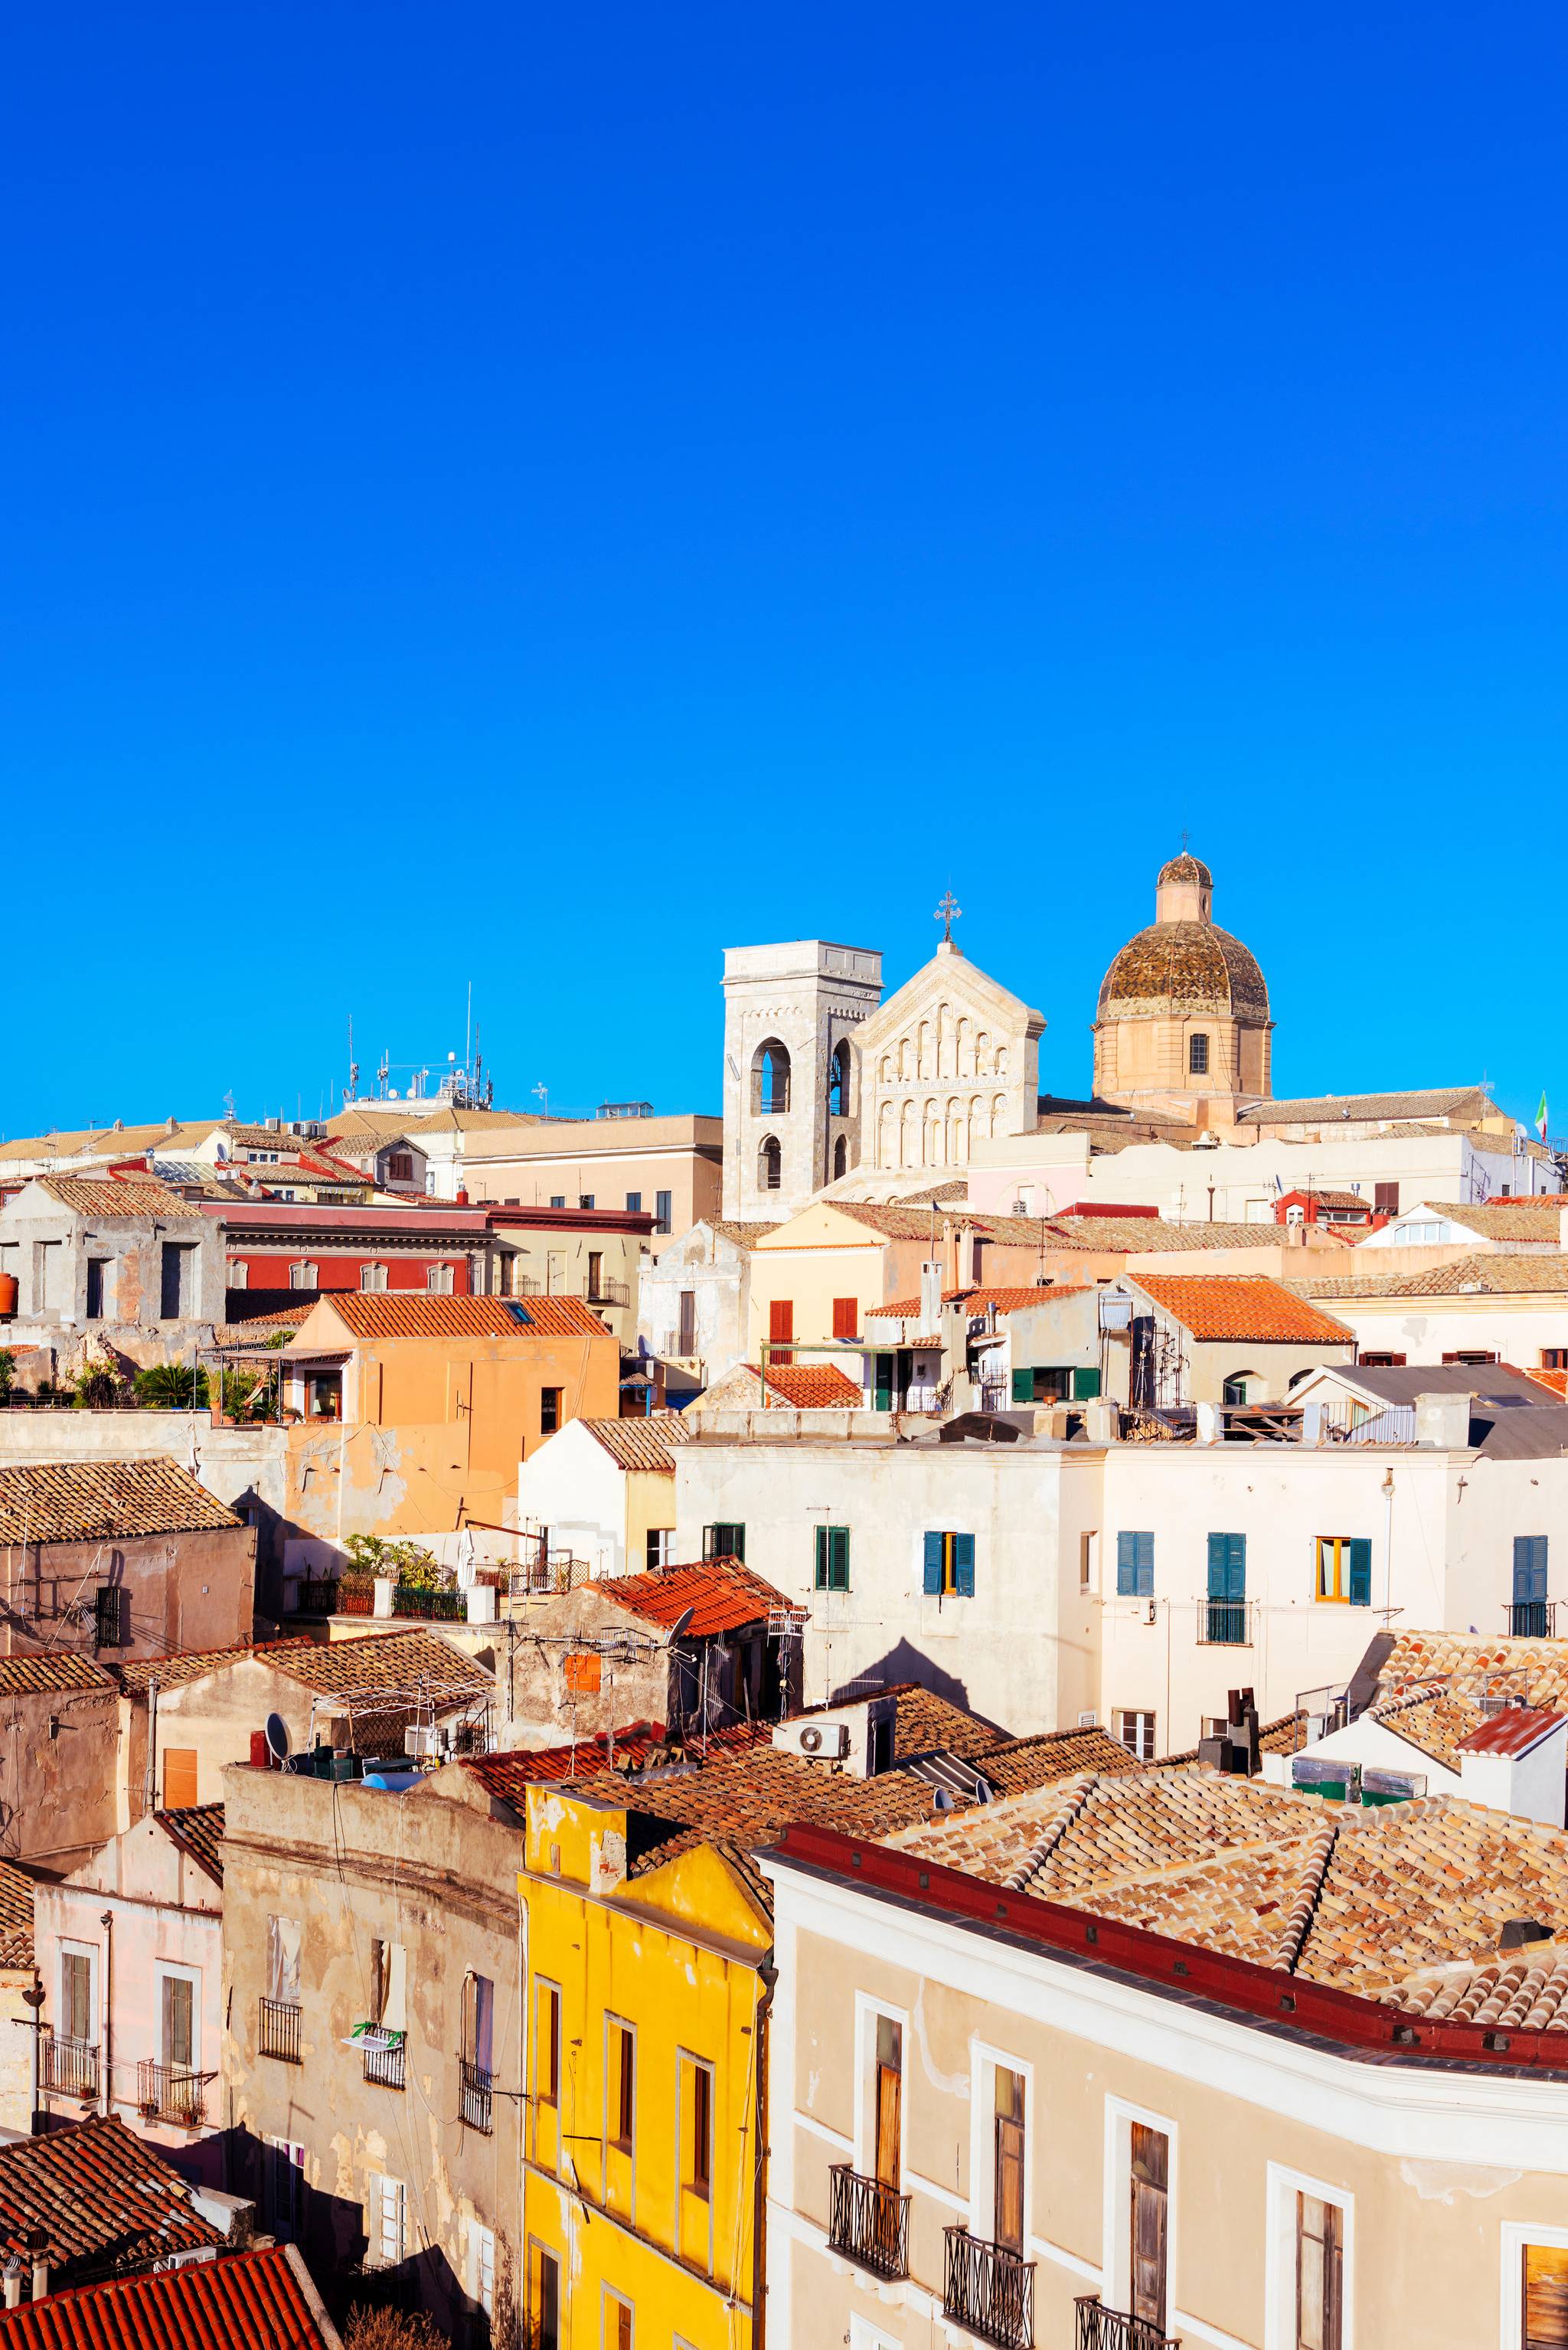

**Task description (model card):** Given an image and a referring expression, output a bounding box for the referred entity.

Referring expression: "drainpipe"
[21,1979,43,2136]
[142,1676,158,1819]
[753,1957,777,2350]
[99,1911,113,2120]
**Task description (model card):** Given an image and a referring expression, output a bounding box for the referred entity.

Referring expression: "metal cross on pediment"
[935,890,962,943]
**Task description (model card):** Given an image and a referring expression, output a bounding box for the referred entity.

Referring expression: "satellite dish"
[264,1713,290,1763]
[665,1606,695,1645]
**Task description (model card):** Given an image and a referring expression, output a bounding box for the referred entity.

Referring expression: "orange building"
[279,1292,621,1548]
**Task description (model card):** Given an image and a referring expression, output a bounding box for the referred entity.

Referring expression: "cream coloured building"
[853,936,1044,1179]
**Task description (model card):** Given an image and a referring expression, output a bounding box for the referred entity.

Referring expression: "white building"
[721,940,883,1221]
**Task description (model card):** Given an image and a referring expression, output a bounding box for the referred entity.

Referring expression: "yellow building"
[520,1779,771,2350]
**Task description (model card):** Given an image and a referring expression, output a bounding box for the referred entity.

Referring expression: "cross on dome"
[934,890,962,946]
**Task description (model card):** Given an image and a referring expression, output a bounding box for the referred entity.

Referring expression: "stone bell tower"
[720,941,883,1221]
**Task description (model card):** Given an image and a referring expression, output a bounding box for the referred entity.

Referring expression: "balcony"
[943,2227,1034,2350]
[460,2057,493,2133]
[137,2060,212,2127]
[1506,1600,1558,1639]
[260,1998,302,2064]
[586,1276,632,1310]
[1074,2294,1181,2350]
[294,1577,339,1616]
[363,2036,406,2090]
[42,2033,99,2101]
[828,2165,910,2280]
[1197,1598,1252,1647]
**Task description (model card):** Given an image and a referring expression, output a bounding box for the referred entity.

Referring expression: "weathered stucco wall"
[0,1523,255,1665]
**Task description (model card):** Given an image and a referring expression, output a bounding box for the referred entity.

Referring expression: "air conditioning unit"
[1076,1711,1098,1729]
[776,1720,848,1760]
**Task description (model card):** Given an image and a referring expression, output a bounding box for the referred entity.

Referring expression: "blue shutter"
[1514,1536,1548,1603]
[954,1534,975,1597]
[1116,1532,1137,1595]
[923,1532,944,1595]
[1136,1532,1154,1597]
[1348,1538,1372,1606]
[1207,1533,1246,1600]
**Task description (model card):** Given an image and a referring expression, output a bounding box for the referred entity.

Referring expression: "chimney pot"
[29,2260,47,2303]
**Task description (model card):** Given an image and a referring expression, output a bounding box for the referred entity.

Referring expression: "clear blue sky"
[5,4,1565,1138]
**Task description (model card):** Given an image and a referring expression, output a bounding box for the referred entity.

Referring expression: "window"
[1316,1538,1371,1606]
[1374,1182,1400,1214]
[230,1260,250,1290]
[1080,1531,1097,1592]
[923,1531,975,1597]
[289,1260,317,1289]
[529,2245,560,2350]
[1296,2191,1344,2350]
[815,1525,850,1591]
[1222,1371,1260,1407]
[645,1528,674,1570]
[550,1195,566,1209]
[1358,1351,1405,1368]
[60,1946,94,2045]
[753,1039,791,1115]
[759,1136,782,1193]
[994,2066,1026,2255]
[95,1584,132,1650]
[1188,1033,1209,1076]
[1514,1535,1550,1636]
[161,1971,195,2071]
[564,1650,600,1695]
[831,1296,858,1340]
[655,1191,672,1234]
[1521,2241,1568,2349]
[873,2014,902,2188]
[768,1298,793,1364]
[369,1938,407,2031]
[498,1252,515,1297]
[1116,1710,1156,1762]
[1116,1531,1154,1597]
[626,1191,642,1212]
[469,2221,495,2318]
[360,1262,387,1290]
[388,1153,414,1182]
[1206,1531,1247,1643]
[608,2020,635,2149]
[587,1250,604,1297]
[1443,1348,1498,1365]
[1129,2123,1169,2334]
[541,1387,562,1436]
[261,2136,303,2238]
[1544,1350,1568,1372]
[266,1916,302,2008]
[681,2055,714,2198]
[162,1747,198,1808]
[604,2293,633,2350]
[427,1262,455,1293]
[372,2173,407,2267]
[833,1135,848,1179]
[536,1983,560,2107]
[703,1522,745,1561]
[85,1260,109,1319]
[828,1040,850,1117]
[159,1242,197,1320]
[678,1291,697,1355]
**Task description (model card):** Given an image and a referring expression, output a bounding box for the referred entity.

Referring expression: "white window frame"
[360,1261,387,1291]
[1116,1709,1157,1763]
[155,1960,203,2071]
[468,2216,496,2316]
[853,1992,910,2192]
[1266,2162,1354,2350]
[1080,1530,1099,1592]
[371,2171,407,2267]
[427,1261,456,1293]
[59,1940,99,2045]
[1102,2094,1178,2325]
[262,2135,304,2239]
[602,2284,634,2348]
[289,1260,317,1289]
[230,1260,249,1290]
[1501,2220,1568,2350]
[969,2038,1034,2251]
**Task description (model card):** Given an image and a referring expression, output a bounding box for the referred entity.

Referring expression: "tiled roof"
[1398,1944,1568,2027]
[1305,1251,1568,1300]
[0,1864,34,1969]
[464,1722,771,1808]
[1442,1201,1565,1243]
[0,2116,220,2279]
[1132,1273,1354,1344]
[580,1414,694,1472]
[979,1724,1139,1792]
[31,1178,190,1217]
[1238,1086,1491,1126]
[155,1802,224,1884]
[1098,920,1269,1021]
[749,1361,863,1407]
[0,1459,240,1546]
[1455,1704,1563,1758]
[309,1293,609,1341]
[0,2243,340,2349]
[1367,1688,1485,1767]
[113,1639,316,1696]
[1048,1216,1285,1253]
[116,1629,490,1706]
[596,1555,796,1638]
[886,1684,1010,1762]
[1376,1629,1568,1714]
[871,1284,1074,1320]
[1534,1368,1568,1399]
[0,1655,116,1698]
[701,1221,781,1250]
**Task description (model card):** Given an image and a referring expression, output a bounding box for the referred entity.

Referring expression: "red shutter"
[769,1300,794,1365]
[831,1297,858,1340]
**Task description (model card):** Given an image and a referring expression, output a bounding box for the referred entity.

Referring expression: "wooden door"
[1129,2123,1168,2331]
[994,2067,1025,2254]
[1296,2193,1343,2350]
[1525,2244,1568,2349]
[874,2017,902,2186]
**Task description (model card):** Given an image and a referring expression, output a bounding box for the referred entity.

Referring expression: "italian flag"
[1539,1090,1550,1140]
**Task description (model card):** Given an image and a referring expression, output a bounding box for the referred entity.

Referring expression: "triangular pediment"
[855,947,1044,1054]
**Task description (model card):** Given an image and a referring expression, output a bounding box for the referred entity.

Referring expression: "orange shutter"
[563,1652,601,1695]
[162,1748,198,1810]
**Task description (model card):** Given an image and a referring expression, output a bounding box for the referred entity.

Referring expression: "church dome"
[1096,921,1269,1021]
[1156,850,1212,888]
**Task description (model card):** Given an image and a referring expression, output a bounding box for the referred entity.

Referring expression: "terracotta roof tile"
[1305,1251,1568,1300]
[155,1802,224,1885]
[0,2242,339,2348]
[1047,1217,1285,1252]
[116,1629,490,1710]
[32,1178,191,1218]
[1376,1630,1568,1713]
[596,1555,796,1638]
[1132,1273,1354,1344]
[0,1864,34,1970]
[1237,1086,1491,1126]
[0,1460,239,1546]
[0,1655,116,1698]
[0,2116,221,2281]
[305,1293,609,1342]
[746,1361,863,1407]
[579,1414,694,1472]
[464,1721,772,1807]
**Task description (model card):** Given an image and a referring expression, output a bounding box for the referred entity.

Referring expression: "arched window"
[1222,1371,1257,1406]
[361,1262,387,1291]
[833,1135,848,1180]
[289,1260,317,1290]
[759,1136,782,1192]
[427,1262,455,1293]
[1189,1033,1210,1076]
[752,1040,791,1115]
[828,1040,851,1117]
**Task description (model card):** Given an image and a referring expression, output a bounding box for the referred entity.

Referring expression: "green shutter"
[1072,1366,1102,1401]
[1348,1538,1372,1606]
[830,1527,850,1590]
[874,1355,893,1412]
[814,1526,828,1590]
[923,1532,944,1595]
[1207,1533,1246,1599]
[1011,1367,1034,1404]
[954,1533,975,1597]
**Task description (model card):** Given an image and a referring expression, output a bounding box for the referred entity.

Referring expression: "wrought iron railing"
[363,2037,406,2090]
[460,2057,494,2133]
[943,2227,1034,2350]
[338,1576,376,1616]
[1507,1599,1557,1638]
[260,1998,302,2063]
[42,2032,99,2100]
[295,1577,339,1615]
[586,1277,632,1309]
[392,1584,463,1620]
[1074,2293,1181,2350]
[137,2059,211,2126]
[1197,1598,1251,1646]
[828,2165,910,2279]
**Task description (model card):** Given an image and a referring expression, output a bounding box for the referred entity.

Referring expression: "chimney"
[1455,1708,1568,1826]
[920,1260,943,1333]
[4,2260,20,2309]
[1415,1391,1474,1450]
[29,2257,47,2303]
